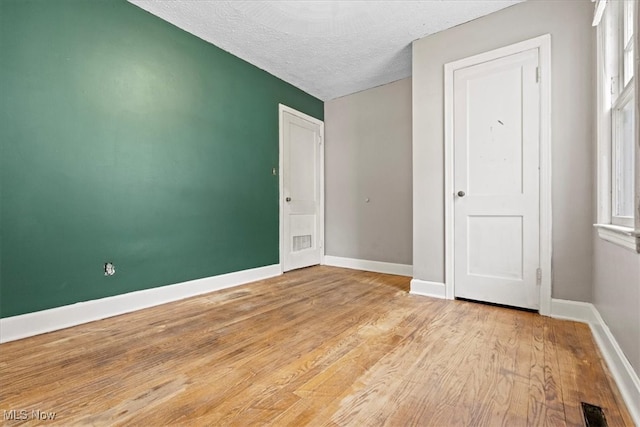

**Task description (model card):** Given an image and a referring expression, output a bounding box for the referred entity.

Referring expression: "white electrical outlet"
[104,262,116,276]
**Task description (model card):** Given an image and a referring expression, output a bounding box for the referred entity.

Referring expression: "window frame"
[622,0,634,86]
[594,0,640,252]
[611,82,634,227]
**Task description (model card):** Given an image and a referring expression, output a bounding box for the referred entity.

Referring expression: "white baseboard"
[323,255,412,276]
[0,264,281,344]
[409,279,446,299]
[550,298,640,425]
[589,307,640,425]
[549,298,598,323]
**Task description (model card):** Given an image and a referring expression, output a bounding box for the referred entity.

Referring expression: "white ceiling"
[129,1,523,101]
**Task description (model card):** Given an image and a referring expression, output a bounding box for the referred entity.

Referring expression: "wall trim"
[323,255,412,276]
[549,298,598,323]
[0,264,281,344]
[409,279,447,299]
[443,34,553,313]
[550,298,640,425]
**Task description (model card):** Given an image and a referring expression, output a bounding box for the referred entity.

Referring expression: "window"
[612,88,634,226]
[622,0,634,85]
[594,0,640,251]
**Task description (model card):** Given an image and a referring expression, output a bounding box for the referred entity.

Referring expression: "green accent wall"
[0,0,323,317]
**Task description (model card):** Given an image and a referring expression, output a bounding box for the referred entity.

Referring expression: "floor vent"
[581,402,607,427]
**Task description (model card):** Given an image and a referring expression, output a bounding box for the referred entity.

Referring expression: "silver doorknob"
[286,197,291,202]
[457,191,466,197]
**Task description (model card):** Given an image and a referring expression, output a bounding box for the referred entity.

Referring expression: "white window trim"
[594,0,640,252]
[622,0,634,86]
[594,224,640,251]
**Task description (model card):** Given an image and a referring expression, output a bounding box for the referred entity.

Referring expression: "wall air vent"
[293,235,312,252]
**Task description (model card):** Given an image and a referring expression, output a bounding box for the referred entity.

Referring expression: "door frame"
[278,103,325,273]
[443,34,552,314]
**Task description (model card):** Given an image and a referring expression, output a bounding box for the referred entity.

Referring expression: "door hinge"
[536,268,542,285]
[535,67,540,83]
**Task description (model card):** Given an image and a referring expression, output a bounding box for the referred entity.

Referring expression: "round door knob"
[457,191,466,197]
[285,197,292,202]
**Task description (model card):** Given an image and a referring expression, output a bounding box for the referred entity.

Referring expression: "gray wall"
[592,4,640,380]
[593,238,640,375]
[325,78,412,265]
[412,0,594,301]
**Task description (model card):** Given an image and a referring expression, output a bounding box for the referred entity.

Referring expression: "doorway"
[444,35,552,312]
[279,104,324,272]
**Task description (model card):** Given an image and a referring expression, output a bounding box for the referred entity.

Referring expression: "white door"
[280,106,323,272]
[453,48,540,309]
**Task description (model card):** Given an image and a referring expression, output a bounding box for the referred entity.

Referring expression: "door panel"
[453,48,540,309]
[467,215,523,280]
[467,67,524,195]
[289,122,317,200]
[282,109,323,272]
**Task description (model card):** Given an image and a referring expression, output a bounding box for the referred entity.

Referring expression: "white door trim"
[278,104,325,273]
[444,34,552,315]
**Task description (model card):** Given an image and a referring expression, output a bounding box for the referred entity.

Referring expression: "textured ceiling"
[128,1,524,101]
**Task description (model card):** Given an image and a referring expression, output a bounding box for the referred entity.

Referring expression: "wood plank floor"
[0,266,633,426]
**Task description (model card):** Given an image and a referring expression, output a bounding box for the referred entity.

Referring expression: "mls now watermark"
[3,409,57,421]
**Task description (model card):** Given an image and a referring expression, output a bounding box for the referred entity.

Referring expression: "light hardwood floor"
[0,266,633,426]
